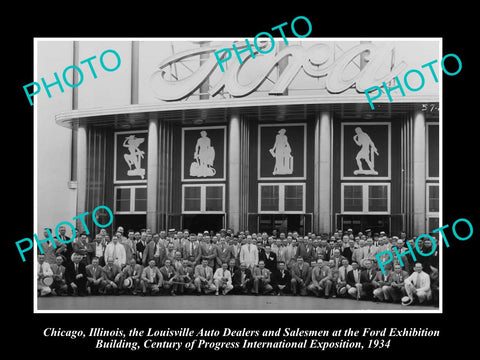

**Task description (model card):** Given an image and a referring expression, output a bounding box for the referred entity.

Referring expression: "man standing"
[92,234,106,266]
[65,253,88,296]
[259,244,277,273]
[239,236,258,271]
[403,262,432,306]
[213,262,233,296]
[104,236,127,269]
[216,237,235,268]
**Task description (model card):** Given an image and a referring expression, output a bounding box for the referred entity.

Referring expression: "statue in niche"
[123,135,146,179]
[269,128,293,175]
[190,130,216,177]
[353,127,379,175]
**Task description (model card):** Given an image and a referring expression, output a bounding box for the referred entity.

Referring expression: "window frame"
[258,183,306,214]
[182,184,226,214]
[114,185,147,214]
[341,182,391,214]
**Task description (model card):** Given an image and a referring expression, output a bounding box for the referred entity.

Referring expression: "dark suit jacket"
[360,269,377,284]
[232,268,253,286]
[341,247,353,263]
[216,244,235,266]
[65,261,87,285]
[346,269,361,287]
[290,263,311,285]
[271,269,292,286]
[259,251,277,272]
[85,264,104,281]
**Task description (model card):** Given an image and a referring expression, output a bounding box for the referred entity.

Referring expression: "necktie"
[39,264,43,276]
[189,242,193,256]
[93,267,96,280]
[415,274,419,288]
[248,244,251,252]
[223,269,225,278]
[75,264,78,274]
[113,244,117,261]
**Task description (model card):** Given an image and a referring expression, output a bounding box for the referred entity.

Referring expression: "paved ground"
[37,294,438,311]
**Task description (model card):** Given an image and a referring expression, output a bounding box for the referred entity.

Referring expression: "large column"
[228,112,241,233]
[314,110,332,234]
[75,123,87,228]
[412,110,426,235]
[147,118,159,232]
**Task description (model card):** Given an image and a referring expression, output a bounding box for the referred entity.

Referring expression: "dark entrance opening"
[338,215,390,234]
[183,214,224,234]
[114,215,146,233]
[258,214,305,235]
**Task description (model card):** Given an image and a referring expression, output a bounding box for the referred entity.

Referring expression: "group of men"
[37,226,439,306]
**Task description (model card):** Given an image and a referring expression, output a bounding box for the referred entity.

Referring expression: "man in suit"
[120,257,143,295]
[104,236,127,269]
[392,239,412,274]
[142,235,163,267]
[330,249,345,270]
[358,259,377,300]
[50,255,68,296]
[337,258,353,297]
[122,230,137,264]
[372,263,392,301]
[72,232,90,265]
[232,262,253,294]
[159,258,179,295]
[239,236,258,271]
[216,237,235,268]
[194,259,216,295]
[346,261,362,299]
[141,259,163,296]
[382,263,409,303]
[85,256,106,295]
[37,254,54,296]
[165,242,177,264]
[65,252,88,296]
[315,238,331,262]
[361,238,378,268]
[271,261,291,295]
[230,238,242,266]
[352,239,365,268]
[227,258,238,277]
[308,260,332,298]
[92,233,106,266]
[252,260,273,295]
[136,232,147,264]
[200,236,217,269]
[213,262,233,296]
[290,256,311,296]
[39,228,66,265]
[177,259,196,294]
[403,262,432,306]
[102,257,122,295]
[259,244,277,273]
[56,225,73,264]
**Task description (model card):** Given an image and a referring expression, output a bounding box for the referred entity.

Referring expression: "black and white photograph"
[32,39,442,312]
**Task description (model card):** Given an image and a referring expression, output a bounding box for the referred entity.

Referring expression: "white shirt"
[104,242,126,267]
[213,268,232,285]
[38,262,53,277]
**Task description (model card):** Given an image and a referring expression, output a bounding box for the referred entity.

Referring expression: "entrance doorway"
[338,215,390,234]
[114,215,146,233]
[182,214,225,234]
[258,214,305,235]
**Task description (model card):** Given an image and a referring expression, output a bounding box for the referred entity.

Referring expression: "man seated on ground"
[372,263,392,302]
[346,261,362,300]
[50,255,68,296]
[85,256,106,295]
[102,257,122,295]
[160,259,180,296]
[176,259,196,294]
[194,259,217,295]
[120,257,143,295]
[307,260,333,299]
[227,258,238,277]
[65,253,88,296]
[330,270,341,298]
[358,259,377,301]
[290,256,311,296]
[252,260,273,295]
[37,254,54,297]
[337,258,352,297]
[271,261,291,296]
[382,263,409,303]
[403,262,432,306]
[232,262,254,295]
[213,262,233,296]
[141,259,163,296]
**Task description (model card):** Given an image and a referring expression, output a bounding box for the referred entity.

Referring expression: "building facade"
[37,39,440,237]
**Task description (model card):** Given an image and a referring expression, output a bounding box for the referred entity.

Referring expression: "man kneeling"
[214,262,233,295]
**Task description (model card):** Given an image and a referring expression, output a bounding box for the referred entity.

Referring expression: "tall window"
[427,184,440,233]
